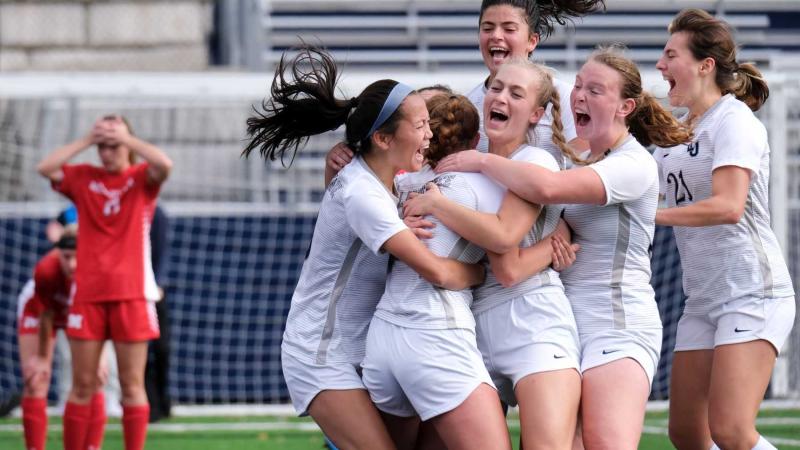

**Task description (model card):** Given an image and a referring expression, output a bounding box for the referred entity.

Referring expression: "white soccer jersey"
[466,75,577,169]
[376,166,493,330]
[560,136,662,333]
[656,94,794,313]
[281,156,408,366]
[471,145,565,314]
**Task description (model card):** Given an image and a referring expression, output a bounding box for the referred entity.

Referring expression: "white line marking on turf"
[0,422,321,433]
[2,420,799,446]
[641,425,800,446]
[648,417,800,426]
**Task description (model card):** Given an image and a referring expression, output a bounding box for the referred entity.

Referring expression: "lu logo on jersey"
[687,141,700,157]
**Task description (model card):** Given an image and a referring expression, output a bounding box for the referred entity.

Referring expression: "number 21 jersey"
[655,94,794,312]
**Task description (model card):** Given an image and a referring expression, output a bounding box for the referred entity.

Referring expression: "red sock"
[122,404,150,450]
[63,401,91,450]
[21,397,47,450]
[86,392,107,450]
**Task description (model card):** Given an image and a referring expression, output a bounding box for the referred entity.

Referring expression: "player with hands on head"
[37,114,172,450]
[654,9,795,450]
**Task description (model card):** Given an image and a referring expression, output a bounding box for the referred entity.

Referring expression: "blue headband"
[366,82,414,138]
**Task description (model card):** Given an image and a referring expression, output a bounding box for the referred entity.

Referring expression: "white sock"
[752,435,777,450]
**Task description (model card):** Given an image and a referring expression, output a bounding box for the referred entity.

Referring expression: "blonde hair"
[502,59,582,165]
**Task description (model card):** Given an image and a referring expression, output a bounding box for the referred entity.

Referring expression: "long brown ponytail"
[669,8,769,111]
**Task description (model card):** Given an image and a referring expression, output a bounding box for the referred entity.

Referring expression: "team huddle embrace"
[244,1,795,450]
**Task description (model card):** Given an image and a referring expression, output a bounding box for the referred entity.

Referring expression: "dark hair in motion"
[479,0,606,40]
[243,46,410,166]
[669,8,768,111]
[425,95,480,168]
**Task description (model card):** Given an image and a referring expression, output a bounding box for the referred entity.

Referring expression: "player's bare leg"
[114,341,149,406]
[580,358,649,450]
[68,339,105,404]
[668,350,713,450]
[380,411,420,450]
[516,368,581,450]
[414,420,446,450]
[309,389,397,450]
[708,341,776,450]
[428,383,511,450]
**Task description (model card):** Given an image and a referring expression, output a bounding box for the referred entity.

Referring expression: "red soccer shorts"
[66,299,160,342]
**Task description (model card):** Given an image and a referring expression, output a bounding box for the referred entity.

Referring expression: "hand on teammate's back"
[403,182,442,218]
[404,215,436,239]
[435,149,484,173]
[326,142,354,172]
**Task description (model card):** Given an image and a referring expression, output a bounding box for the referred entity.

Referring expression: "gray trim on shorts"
[743,195,774,298]
[436,237,470,327]
[610,204,631,329]
[316,238,362,364]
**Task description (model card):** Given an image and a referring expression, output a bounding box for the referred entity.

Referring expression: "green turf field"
[1,410,798,449]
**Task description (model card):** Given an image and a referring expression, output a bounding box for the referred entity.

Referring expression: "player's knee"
[708,419,755,450]
[118,376,146,402]
[71,375,97,401]
[22,380,48,399]
[581,427,636,450]
[667,423,698,450]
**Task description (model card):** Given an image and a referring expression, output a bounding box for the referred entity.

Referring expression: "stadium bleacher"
[222,0,800,71]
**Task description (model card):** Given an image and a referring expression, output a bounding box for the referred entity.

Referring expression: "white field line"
[0,421,321,433]
[648,417,800,426]
[642,423,800,446]
[1,420,799,446]
[10,399,797,418]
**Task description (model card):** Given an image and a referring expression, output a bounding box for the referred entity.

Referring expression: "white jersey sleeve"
[711,109,767,180]
[590,143,658,206]
[344,178,408,255]
[513,145,561,172]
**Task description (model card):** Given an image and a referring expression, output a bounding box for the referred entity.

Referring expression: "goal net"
[1,72,798,408]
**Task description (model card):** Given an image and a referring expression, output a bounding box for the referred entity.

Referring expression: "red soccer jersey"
[55,163,161,303]
[33,249,72,329]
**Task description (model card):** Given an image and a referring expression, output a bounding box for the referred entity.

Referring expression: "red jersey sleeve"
[132,163,162,199]
[54,164,91,201]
